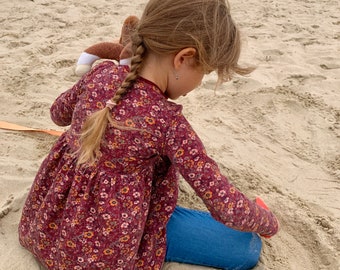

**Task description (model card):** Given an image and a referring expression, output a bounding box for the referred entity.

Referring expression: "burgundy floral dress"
[19,61,278,269]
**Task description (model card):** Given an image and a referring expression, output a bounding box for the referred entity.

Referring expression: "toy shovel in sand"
[255,196,269,210]
[0,121,63,137]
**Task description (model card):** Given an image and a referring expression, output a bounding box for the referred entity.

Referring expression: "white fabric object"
[77,52,100,65]
[119,58,132,66]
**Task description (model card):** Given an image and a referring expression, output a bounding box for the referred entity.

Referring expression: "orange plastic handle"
[255,196,269,210]
[0,121,63,137]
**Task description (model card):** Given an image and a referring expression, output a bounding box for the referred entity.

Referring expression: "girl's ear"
[173,47,197,70]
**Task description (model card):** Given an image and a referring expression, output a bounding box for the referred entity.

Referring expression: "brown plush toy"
[75,15,139,76]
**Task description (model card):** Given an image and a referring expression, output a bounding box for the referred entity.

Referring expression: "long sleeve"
[164,109,279,237]
[50,78,85,126]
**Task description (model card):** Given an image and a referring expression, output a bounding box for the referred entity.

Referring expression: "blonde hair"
[77,0,252,165]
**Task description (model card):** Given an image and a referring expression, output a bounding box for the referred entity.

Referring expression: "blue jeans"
[165,206,262,270]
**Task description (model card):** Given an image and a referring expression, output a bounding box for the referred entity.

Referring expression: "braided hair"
[77,35,145,165]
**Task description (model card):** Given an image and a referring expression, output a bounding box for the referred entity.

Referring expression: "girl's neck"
[138,53,173,94]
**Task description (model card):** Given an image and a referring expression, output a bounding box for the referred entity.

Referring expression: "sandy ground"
[0,0,339,269]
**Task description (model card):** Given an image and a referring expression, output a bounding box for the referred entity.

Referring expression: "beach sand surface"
[0,0,339,269]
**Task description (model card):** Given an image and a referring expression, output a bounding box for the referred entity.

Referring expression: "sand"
[0,0,339,269]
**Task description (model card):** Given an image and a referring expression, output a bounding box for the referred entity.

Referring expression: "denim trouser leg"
[165,206,262,270]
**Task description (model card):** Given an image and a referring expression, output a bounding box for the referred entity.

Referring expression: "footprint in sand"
[7,41,30,49]
[284,74,327,86]
[0,194,15,218]
[38,44,57,56]
[325,112,340,139]
[326,154,340,179]
[315,215,337,236]
[320,63,340,70]
[53,59,75,69]
[262,49,284,61]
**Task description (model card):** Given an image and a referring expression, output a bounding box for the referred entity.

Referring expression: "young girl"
[19,0,279,269]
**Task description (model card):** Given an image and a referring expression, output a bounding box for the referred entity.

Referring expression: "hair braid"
[109,38,145,105]
[77,38,145,165]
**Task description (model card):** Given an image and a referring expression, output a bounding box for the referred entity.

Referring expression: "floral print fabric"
[19,61,278,269]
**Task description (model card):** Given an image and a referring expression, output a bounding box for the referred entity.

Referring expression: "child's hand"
[255,196,278,238]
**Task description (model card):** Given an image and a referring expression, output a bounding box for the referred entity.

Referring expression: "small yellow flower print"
[103,248,114,255]
[175,148,184,157]
[136,260,144,267]
[125,119,136,127]
[96,102,104,109]
[121,186,129,194]
[48,222,58,230]
[45,259,54,267]
[109,199,118,207]
[154,204,161,211]
[156,248,163,257]
[119,235,130,242]
[203,191,212,199]
[228,202,235,209]
[104,161,115,169]
[84,231,94,238]
[145,116,155,125]
[229,186,236,194]
[146,219,154,226]
[66,241,75,248]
